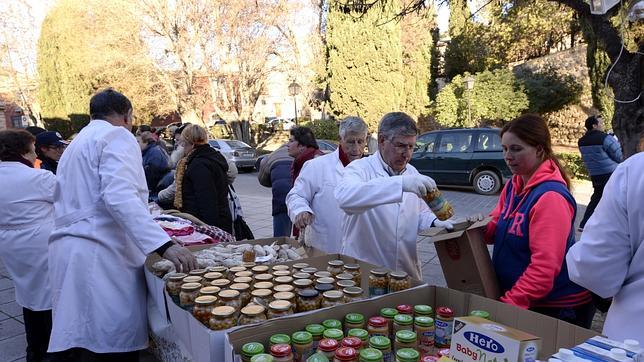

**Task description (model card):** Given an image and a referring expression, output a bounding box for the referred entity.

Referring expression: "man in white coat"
[335,112,453,280]
[566,152,644,344]
[48,89,196,360]
[286,117,369,253]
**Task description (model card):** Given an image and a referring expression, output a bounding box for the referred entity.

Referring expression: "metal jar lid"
[181,282,202,291]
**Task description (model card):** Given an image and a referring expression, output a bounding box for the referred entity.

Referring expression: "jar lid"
[389,271,408,279]
[343,286,363,296]
[437,306,454,318]
[273,291,295,301]
[344,263,360,270]
[328,259,344,267]
[314,271,332,278]
[368,316,387,327]
[306,353,329,362]
[204,272,223,280]
[396,304,413,315]
[414,305,433,315]
[252,265,269,273]
[233,277,253,284]
[210,279,231,287]
[297,289,319,298]
[254,282,274,290]
[318,338,339,352]
[359,348,384,362]
[181,282,202,291]
[323,290,343,300]
[292,331,313,344]
[421,356,440,362]
[229,266,247,272]
[396,348,420,362]
[370,268,388,276]
[273,284,294,293]
[414,316,435,327]
[395,330,417,343]
[183,276,203,283]
[292,262,309,269]
[273,270,291,277]
[194,295,217,304]
[470,310,490,319]
[369,336,391,349]
[347,328,368,340]
[322,319,343,330]
[380,308,398,319]
[207,266,227,273]
[292,272,311,280]
[394,314,414,325]
[230,283,251,291]
[323,328,344,341]
[341,337,362,349]
[250,353,274,362]
[317,277,336,284]
[212,306,235,317]
[241,305,265,316]
[251,288,272,297]
[335,347,357,360]
[189,268,206,275]
[301,267,318,274]
[241,342,265,357]
[271,265,289,271]
[167,272,187,280]
[345,313,365,324]
[219,289,240,298]
[336,273,354,281]
[269,333,291,345]
[274,276,293,284]
[199,286,221,295]
[305,324,325,336]
[242,262,256,268]
[269,344,291,357]
[337,280,356,289]
[268,300,291,311]
[293,279,313,288]
[235,271,253,278]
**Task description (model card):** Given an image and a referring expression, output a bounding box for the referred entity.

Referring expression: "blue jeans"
[273,212,292,237]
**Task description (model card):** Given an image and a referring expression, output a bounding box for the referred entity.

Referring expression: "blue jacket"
[142,142,170,194]
[578,130,622,176]
[258,145,293,216]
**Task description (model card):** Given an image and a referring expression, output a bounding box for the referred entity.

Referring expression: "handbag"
[229,185,254,241]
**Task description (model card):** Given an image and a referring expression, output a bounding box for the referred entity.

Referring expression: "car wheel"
[473,170,501,195]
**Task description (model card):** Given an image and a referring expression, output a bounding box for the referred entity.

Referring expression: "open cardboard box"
[159,253,427,362]
[224,285,599,362]
[420,217,500,299]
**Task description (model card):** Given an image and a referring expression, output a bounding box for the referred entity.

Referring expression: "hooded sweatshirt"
[485,159,591,309]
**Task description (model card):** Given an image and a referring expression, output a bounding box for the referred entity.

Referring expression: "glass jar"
[292,331,314,362]
[318,339,340,360]
[243,246,256,262]
[251,353,275,362]
[342,337,363,351]
[192,295,217,325]
[273,291,296,307]
[229,266,247,274]
[336,273,354,287]
[434,307,453,349]
[165,273,187,304]
[301,267,318,275]
[267,300,293,319]
[316,277,336,288]
[394,331,417,353]
[315,283,335,298]
[252,265,270,274]
[337,280,356,290]
[323,329,344,342]
[395,348,419,362]
[314,271,332,279]
[359,348,384,362]
[251,288,273,306]
[272,265,290,272]
[323,318,343,331]
[270,334,291,348]
[392,314,413,335]
[307,353,330,362]
[255,273,274,285]
[241,342,265,362]
[273,270,291,278]
[367,317,388,339]
[414,317,435,355]
[379,308,398,340]
[368,270,388,297]
[413,305,433,318]
[305,324,325,350]
[274,284,295,294]
[218,289,242,314]
[395,305,413,315]
[211,278,231,289]
[292,272,311,280]
[239,305,267,326]
[334,347,358,362]
[231,283,252,305]
[293,279,314,291]
[292,262,310,273]
[296,289,320,312]
[254,281,275,291]
[348,328,370,350]
[274,276,294,285]
[179,282,202,311]
[322,291,344,308]
[209,306,236,330]
[469,310,491,320]
[369,337,393,362]
[388,272,410,293]
[344,313,366,335]
[189,268,207,277]
[343,287,363,303]
[199,286,221,297]
[236,271,254,279]
[183,275,203,285]
[270,344,294,362]
[327,260,345,276]
[203,271,224,285]
[235,276,254,287]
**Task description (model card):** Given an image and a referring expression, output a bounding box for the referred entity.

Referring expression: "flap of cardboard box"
[420,217,491,242]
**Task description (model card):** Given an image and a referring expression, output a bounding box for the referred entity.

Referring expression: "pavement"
[0,172,595,360]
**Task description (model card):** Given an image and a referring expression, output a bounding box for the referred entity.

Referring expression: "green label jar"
[359,348,384,362]
[344,313,365,334]
[270,334,291,347]
[380,308,398,340]
[251,353,275,362]
[413,316,435,355]
[323,328,344,342]
[292,331,314,362]
[306,352,330,362]
[470,310,491,320]
[348,328,370,350]
[392,314,413,335]
[369,336,392,362]
[242,342,265,362]
[322,319,343,331]
[306,324,325,350]
[413,305,433,318]
[394,330,417,353]
[395,348,419,362]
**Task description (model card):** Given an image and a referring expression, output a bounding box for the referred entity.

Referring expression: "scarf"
[173,148,196,210]
[5,156,34,168]
[291,147,323,184]
[338,145,350,167]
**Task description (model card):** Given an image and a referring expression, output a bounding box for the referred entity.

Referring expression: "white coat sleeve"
[99,128,170,255]
[417,196,437,233]
[335,162,403,215]
[286,161,316,220]
[566,164,630,298]
[37,170,56,203]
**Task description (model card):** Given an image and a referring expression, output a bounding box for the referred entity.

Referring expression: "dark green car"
[410,128,512,195]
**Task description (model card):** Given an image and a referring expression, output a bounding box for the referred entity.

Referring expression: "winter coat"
[578,130,622,176]
[258,145,293,216]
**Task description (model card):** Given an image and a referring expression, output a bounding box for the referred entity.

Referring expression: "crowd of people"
[0,87,642,362]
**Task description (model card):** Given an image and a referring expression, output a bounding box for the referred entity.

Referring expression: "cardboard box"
[421,218,500,299]
[451,316,541,362]
[224,285,599,362]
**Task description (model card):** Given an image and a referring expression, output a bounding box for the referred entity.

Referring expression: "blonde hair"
[181,124,208,145]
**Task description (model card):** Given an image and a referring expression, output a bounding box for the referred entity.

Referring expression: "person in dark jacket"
[174,124,233,233]
[137,130,171,197]
[577,115,622,231]
[35,131,69,174]
[258,144,294,237]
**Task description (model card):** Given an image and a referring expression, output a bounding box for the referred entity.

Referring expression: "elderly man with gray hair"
[286,116,369,253]
[335,112,453,279]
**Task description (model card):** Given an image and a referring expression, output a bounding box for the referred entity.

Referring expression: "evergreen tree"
[448,0,469,38]
[400,11,435,119]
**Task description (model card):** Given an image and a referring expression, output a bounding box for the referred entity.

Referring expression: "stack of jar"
[368,270,412,298]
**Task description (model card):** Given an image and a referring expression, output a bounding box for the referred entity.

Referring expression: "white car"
[208,139,258,171]
[267,118,295,131]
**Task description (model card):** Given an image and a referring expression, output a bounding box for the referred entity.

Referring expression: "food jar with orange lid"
[192,295,217,325]
[239,305,267,326]
[179,282,202,310]
[267,300,293,319]
[209,306,236,330]
[327,260,345,276]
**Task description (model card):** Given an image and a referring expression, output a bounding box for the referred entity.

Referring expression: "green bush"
[556,152,589,181]
[300,119,339,141]
[515,65,583,115]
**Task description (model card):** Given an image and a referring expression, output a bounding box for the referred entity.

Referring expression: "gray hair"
[339,116,368,139]
[377,112,418,140]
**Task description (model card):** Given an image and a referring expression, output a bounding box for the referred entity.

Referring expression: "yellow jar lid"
[252,265,270,273]
[241,305,266,316]
[212,306,235,317]
[230,283,251,291]
[181,282,202,291]
[273,284,294,293]
[254,282,274,290]
[269,300,292,311]
[183,276,203,284]
[195,295,217,304]
[274,291,295,301]
[218,289,240,298]
[211,279,231,287]
[251,288,272,297]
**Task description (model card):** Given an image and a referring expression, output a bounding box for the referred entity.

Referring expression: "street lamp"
[288,81,301,125]
[464,75,475,126]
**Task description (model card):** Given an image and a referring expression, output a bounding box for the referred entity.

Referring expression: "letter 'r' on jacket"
[578,130,622,176]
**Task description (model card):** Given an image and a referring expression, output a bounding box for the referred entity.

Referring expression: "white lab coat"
[286,149,346,254]
[48,120,170,353]
[335,152,437,280]
[566,153,644,344]
[0,162,55,311]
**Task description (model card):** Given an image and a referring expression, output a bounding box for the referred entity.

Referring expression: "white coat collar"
[332,148,345,174]
[376,150,406,176]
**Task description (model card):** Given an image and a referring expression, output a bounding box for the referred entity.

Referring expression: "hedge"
[556,152,589,181]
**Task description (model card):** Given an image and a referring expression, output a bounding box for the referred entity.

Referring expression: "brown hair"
[181,124,208,145]
[500,114,572,190]
[0,129,36,161]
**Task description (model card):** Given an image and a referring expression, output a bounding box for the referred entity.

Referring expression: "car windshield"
[225,140,250,148]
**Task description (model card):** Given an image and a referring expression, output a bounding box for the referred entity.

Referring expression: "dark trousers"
[50,348,139,362]
[273,212,292,237]
[531,302,596,329]
[579,173,612,228]
[23,308,53,362]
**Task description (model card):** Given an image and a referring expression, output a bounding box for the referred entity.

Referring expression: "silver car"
[208,139,258,171]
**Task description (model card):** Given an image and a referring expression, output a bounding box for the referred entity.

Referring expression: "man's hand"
[434,219,454,231]
[294,211,314,229]
[162,244,197,273]
[402,175,437,197]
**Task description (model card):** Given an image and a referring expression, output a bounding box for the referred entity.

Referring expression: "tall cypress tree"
[400,11,434,119]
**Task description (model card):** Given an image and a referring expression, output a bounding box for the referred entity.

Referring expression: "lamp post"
[288,81,301,125]
[464,75,475,126]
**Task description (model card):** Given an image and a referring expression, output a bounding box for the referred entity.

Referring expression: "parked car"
[208,139,258,171]
[267,118,296,132]
[317,139,338,154]
[409,128,512,195]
